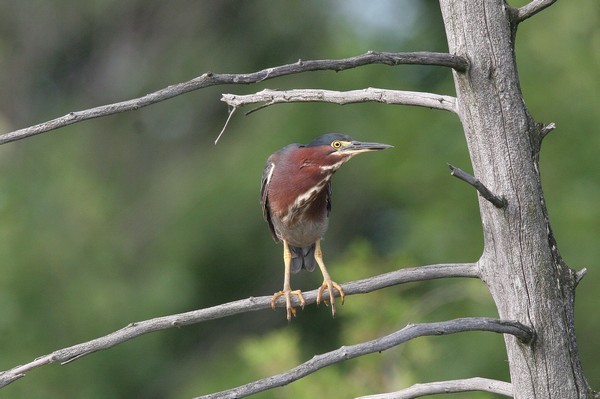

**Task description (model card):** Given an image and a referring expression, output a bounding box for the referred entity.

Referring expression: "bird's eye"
[331,140,342,149]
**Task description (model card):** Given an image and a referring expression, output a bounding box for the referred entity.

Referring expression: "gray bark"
[439,1,592,397]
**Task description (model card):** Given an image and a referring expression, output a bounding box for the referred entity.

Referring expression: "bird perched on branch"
[261,133,393,320]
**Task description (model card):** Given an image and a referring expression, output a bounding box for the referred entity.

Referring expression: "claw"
[316,279,345,317]
[271,289,305,321]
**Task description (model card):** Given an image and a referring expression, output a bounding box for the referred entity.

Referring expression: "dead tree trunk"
[440,1,591,397]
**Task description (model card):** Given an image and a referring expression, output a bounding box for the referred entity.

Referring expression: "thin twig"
[0,51,467,145]
[214,106,237,144]
[448,164,507,209]
[195,318,532,399]
[356,377,513,399]
[515,0,558,23]
[222,88,457,114]
[0,263,478,388]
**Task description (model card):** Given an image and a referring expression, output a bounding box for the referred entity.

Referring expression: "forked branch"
[0,51,466,146]
[356,377,513,398]
[221,88,457,114]
[195,318,532,399]
[0,263,478,388]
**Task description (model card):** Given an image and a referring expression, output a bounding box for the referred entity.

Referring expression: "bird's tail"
[289,244,317,274]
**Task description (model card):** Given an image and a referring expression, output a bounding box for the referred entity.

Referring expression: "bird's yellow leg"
[314,240,345,317]
[271,240,305,320]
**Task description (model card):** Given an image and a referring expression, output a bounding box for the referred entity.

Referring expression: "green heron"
[261,133,393,320]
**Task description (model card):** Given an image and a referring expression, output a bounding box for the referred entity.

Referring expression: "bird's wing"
[260,158,279,242]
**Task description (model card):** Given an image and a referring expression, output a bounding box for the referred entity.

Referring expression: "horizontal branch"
[0,263,478,388]
[222,88,457,114]
[195,318,532,399]
[515,0,558,23]
[356,377,513,399]
[0,51,467,145]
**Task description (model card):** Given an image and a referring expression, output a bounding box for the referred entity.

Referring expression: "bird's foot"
[271,289,306,321]
[316,279,345,318]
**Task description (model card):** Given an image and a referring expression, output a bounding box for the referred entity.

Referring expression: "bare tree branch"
[221,88,457,114]
[194,318,532,399]
[515,0,558,23]
[0,263,477,389]
[356,377,513,399]
[539,121,556,139]
[575,267,587,287]
[0,51,466,146]
[448,163,507,208]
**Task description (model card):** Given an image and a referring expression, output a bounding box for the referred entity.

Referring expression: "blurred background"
[0,1,597,398]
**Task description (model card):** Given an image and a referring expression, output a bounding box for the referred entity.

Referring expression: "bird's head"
[304,133,393,171]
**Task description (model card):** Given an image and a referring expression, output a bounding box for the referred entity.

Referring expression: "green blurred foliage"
[0,1,597,398]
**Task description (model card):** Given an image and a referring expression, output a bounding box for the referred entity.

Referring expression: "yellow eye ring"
[331,140,342,149]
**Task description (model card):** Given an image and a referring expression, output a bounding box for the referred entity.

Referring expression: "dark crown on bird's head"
[306,133,353,147]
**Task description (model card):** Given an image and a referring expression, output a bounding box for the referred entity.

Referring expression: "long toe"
[317,279,345,318]
[332,281,345,305]
[271,289,305,321]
